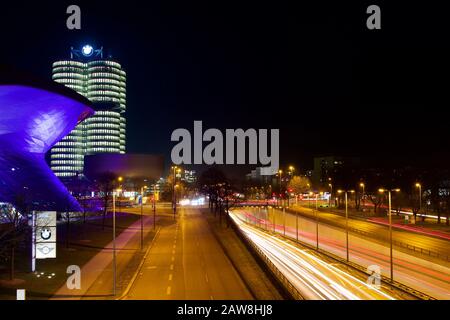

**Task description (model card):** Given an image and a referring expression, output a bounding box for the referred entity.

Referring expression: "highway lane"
[287,205,450,258]
[229,210,403,300]
[238,207,450,299]
[123,207,253,300]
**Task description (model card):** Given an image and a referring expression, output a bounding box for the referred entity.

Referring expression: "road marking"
[172,250,175,254]
[170,264,174,270]
[173,245,176,249]
[210,295,214,300]
[146,266,157,270]
[205,274,209,282]
[168,274,173,281]
[166,286,171,295]
[171,256,175,262]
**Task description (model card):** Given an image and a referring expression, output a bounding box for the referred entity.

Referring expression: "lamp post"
[171,166,177,215]
[379,188,400,282]
[288,166,294,206]
[360,183,365,211]
[312,192,322,250]
[140,186,147,249]
[174,184,179,219]
[337,189,355,261]
[278,169,283,207]
[415,183,422,214]
[153,183,157,230]
[328,183,333,207]
[112,186,122,296]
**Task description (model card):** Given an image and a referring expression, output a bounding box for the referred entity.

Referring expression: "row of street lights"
[337,186,400,282]
[262,183,402,283]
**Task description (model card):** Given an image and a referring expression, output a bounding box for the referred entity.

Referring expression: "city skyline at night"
[1,0,450,311]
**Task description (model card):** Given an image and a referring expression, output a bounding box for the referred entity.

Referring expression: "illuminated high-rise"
[50,45,126,178]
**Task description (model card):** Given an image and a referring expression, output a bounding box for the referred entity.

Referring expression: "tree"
[197,167,227,209]
[367,193,384,214]
[287,176,311,195]
[0,203,30,280]
[95,172,118,230]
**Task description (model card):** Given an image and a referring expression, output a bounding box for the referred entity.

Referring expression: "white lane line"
[205,274,209,282]
[170,264,174,270]
[167,286,171,295]
[172,250,175,254]
[169,274,173,281]
[171,256,175,262]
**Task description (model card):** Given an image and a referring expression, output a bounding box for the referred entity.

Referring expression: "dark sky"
[1,1,450,176]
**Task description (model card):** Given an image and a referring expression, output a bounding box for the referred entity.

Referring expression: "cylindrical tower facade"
[50,46,126,178]
[51,60,87,177]
[85,60,126,155]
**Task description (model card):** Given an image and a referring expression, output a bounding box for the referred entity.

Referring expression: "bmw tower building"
[50,45,126,178]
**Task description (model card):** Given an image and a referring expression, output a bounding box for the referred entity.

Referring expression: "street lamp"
[174,184,179,219]
[112,187,122,296]
[153,183,157,230]
[171,166,179,216]
[313,192,323,250]
[379,188,400,282]
[288,166,294,206]
[307,185,311,209]
[328,183,333,207]
[278,170,283,207]
[360,183,365,211]
[337,189,355,261]
[140,186,148,249]
[415,183,422,214]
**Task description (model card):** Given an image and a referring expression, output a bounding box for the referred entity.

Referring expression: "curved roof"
[0,66,94,211]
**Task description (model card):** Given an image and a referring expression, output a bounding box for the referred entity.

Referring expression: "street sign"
[34,211,57,259]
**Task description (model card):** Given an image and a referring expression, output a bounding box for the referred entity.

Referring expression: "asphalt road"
[122,207,253,300]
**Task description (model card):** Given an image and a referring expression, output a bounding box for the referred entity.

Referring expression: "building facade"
[50,45,126,178]
[0,66,94,211]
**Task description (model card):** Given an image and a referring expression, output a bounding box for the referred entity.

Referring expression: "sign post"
[35,211,57,260]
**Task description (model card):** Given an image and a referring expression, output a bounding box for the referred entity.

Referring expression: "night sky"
[2,1,450,176]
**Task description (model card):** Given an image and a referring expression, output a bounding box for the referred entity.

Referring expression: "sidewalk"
[52,216,154,299]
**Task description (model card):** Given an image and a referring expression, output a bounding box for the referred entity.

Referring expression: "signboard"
[34,211,57,259]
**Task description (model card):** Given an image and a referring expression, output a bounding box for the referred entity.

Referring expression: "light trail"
[238,207,450,299]
[230,210,398,300]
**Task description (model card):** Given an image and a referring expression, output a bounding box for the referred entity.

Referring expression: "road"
[122,207,253,300]
[289,205,450,258]
[229,210,404,300]
[239,207,450,299]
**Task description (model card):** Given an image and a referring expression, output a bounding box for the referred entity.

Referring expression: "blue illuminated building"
[0,66,94,211]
